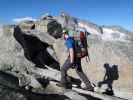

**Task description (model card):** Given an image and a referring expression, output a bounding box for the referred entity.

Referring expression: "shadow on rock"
[0,71,70,100]
[13,26,60,70]
[0,71,19,88]
[0,82,71,100]
[36,77,50,88]
[25,92,71,100]
[98,63,119,96]
[79,93,102,100]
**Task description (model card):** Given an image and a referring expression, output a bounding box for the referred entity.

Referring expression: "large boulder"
[18,20,35,31]
[0,25,60,73]
[13,26,60,70]
[55,12,78,29]
[35,17,62,39]
[0,25,32,72]
[78,20,102,35]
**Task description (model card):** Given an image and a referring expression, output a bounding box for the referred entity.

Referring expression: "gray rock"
[13,26,60,70]
[64,91,88,100]
[0,25,32,73]
[18,20,35,31]
[35,18,62,39]
[55,12,78,29]
[0,23,61,72]
[40,13,53,20]
[78,20,102,35]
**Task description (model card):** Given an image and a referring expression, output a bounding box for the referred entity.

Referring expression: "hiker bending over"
[60,29,94,91]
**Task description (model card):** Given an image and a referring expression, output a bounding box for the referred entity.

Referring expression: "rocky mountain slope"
[54,13,133,99]
[0,12,133,100]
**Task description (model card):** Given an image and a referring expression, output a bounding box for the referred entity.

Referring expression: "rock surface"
[35,16,62,39]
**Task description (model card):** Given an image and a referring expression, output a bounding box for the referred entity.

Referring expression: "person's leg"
[108,80,113,91]
[98,79,108,87]
[75,59,93,90]
[60,58,72,88]
[104,80,114,95]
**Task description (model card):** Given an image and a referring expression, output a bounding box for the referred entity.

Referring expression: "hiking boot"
[87,86,94,92]
[98,82,102,87]
[82,86,94,92]
[103,88,114,96]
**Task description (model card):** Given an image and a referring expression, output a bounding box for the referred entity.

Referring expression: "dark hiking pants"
[61,57,92,88]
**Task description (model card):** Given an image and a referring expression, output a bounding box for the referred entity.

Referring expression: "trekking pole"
[87,54,91,62]
[85,30,91,62]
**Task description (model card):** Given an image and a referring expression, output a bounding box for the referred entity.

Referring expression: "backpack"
[68,29,88,58]
[110,65,119,80]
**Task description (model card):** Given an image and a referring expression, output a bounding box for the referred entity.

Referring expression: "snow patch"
[13,17,37,23]
[101,28,128,42]
[78,22,100,35]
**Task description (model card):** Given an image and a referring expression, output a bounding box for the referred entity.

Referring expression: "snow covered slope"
[101,26,133,42]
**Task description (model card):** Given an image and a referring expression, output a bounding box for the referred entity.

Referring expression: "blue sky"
[0,0,133,31]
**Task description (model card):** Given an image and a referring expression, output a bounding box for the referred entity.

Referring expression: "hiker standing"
[60,29,94,91]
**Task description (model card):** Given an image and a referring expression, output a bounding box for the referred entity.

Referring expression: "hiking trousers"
[61,57,92,88]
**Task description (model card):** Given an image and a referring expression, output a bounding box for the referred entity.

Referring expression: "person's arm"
[69,48,74,63]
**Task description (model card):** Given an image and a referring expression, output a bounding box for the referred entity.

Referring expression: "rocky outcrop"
[0,70,125,100]
[0,24,60,72]
[55,12,78,29]
[35,16,62,39]
[3,25,15,36]
[78,20,102,35]
[18,20,35,31]
[13,26,60,70]
[0,25,32,72]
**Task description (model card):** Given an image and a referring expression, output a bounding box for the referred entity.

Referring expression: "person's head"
[63,29,69,40]
[104,63,109,69]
